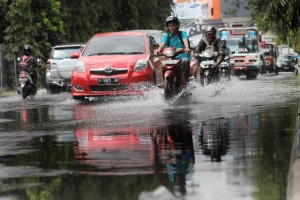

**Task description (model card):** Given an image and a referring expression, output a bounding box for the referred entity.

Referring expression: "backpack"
[202,38,218,51]
[166,31,191,49]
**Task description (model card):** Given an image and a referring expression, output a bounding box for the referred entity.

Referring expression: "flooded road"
[0,73,300,200]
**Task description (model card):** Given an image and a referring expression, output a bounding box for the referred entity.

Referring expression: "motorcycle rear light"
[20,73,27,78]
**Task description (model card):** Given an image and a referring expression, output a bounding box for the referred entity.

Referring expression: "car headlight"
[134,59,148,71]
[74,60,85,73]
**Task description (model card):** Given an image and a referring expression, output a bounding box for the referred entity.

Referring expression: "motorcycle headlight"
[204,51,213,58]
[134,59,148,71]
[74,60,85,73]
[164,49,176,57]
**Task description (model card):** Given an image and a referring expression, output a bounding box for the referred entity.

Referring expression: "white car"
[45,44,84,94]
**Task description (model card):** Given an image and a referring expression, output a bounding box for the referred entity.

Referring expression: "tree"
[3,0,64,87]
[249,0,300,52]
[1,0,174,88]
[0,0,10,44]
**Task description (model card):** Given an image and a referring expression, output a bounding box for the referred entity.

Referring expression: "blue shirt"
[162,31,191,60]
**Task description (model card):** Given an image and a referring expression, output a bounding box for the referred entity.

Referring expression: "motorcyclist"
[155,16,191,84]
[195,26,226,78]
[18,45,40,94]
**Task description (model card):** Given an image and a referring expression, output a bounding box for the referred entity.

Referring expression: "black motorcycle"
[197,50,219,87]
[17,56,40,99]
[219,55,231,80]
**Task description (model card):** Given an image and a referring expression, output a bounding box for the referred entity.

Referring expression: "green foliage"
[0,0,174,88]
[249,0,300,52]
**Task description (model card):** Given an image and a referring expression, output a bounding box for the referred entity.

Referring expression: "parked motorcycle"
[197,50,219,87]
[17,57,40,99]
[160,47,186,100]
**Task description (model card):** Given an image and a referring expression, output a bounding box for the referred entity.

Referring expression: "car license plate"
[19,77,28,82]
[98,78,119,85]
[202,60,214,65]
[50,71,59,78]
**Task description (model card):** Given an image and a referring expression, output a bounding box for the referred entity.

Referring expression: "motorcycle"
[159,47,186,100]
[197,50,219,87]
[17,56,40,99]
[219,55,231,80]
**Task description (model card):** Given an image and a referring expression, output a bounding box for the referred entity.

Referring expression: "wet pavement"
[0,73,300,200]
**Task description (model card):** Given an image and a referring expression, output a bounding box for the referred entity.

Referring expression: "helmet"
[205,26,217,42]
[166,16,180,28]
[23,45,33,56]
[205,26,217,36]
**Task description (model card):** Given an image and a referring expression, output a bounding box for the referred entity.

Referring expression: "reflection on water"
[74,126,155,175]
[199,118,229,162]
[152,122,195,197]
[0,75,299,199]
[0,104,295,200]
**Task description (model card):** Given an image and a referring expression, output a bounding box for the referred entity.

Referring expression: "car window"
[51,47,82,59]
[151,32,164,45]
[278,56,293,62]
[83,35,146,56]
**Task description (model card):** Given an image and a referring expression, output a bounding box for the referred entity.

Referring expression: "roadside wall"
[286,112,300,200]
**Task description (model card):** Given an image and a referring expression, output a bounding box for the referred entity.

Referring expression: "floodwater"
[0,73,300,200]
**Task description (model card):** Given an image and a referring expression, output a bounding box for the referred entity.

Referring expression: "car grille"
[90,68,128,76]
[90,85,128,91]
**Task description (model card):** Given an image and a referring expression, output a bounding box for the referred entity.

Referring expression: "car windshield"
[219,29,259,54]
[52,47,82,59]
[83,35,145,56]
[151,32,164,45]
[278,56,293,62]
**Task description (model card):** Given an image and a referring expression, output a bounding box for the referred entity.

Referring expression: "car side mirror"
[71,52,80,59]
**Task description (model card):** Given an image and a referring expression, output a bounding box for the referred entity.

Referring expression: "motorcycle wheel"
[203,76,209,87]
[21,87,28,100]
[164,77,176,99]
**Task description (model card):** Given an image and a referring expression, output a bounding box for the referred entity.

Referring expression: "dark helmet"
[23,45,33,55]
[205,26,217,42]
[205,26,217,36]
[166,16,180,29]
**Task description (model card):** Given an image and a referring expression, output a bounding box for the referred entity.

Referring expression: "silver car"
[45,44,84,94]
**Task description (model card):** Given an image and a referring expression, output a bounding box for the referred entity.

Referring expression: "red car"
[71,31,163,100]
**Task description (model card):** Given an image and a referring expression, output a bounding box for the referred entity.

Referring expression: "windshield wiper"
[88,52,142,56]
[126,52,144,55]
[88,53,108,56]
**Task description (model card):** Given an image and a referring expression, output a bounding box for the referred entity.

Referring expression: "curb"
[286,111,300,200]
